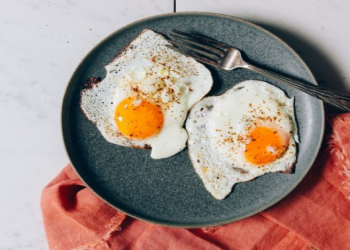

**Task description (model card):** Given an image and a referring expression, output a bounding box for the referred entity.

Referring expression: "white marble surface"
[1,0,350,249]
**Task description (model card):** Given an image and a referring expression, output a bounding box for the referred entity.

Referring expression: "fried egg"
[80,29,213,159]
[186,80,298,199]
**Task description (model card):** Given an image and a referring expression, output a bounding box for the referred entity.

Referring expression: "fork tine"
[165,45,219,67]
[169,34,225,57]
[167,39,221,61]
[172,29,230,50]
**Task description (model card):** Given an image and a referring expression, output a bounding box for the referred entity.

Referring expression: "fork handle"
[244,64,350,112]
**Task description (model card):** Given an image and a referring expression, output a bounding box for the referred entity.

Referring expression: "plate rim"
[61,11,325,228]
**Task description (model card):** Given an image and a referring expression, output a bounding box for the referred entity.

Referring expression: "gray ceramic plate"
[62,12,324,228]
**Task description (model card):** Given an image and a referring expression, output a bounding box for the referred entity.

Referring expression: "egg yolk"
[115,97,164,139]
[245,127,289,165]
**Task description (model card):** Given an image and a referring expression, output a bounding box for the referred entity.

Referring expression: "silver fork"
[166,30,350,112]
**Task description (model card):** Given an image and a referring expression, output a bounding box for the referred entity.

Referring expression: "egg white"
[81,29,213,159]
[186,80,298,199]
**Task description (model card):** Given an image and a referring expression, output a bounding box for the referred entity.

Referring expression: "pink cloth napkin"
[41,113,350,249]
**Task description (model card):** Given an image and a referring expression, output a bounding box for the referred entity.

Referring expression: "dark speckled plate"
[62,12,324,227]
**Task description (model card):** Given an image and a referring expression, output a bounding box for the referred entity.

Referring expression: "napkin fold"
[41,114,350,250]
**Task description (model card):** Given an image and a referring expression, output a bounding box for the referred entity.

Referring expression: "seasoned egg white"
[186,80,298,199]
[81,29,213,159]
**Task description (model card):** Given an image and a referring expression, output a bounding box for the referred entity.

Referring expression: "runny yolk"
[115,97,164,139]
[244,126,289,165]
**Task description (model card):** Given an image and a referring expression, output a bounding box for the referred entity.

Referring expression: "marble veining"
[1,0,349,248]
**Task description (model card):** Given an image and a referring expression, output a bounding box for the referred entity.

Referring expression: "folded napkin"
[41,114,350,250]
